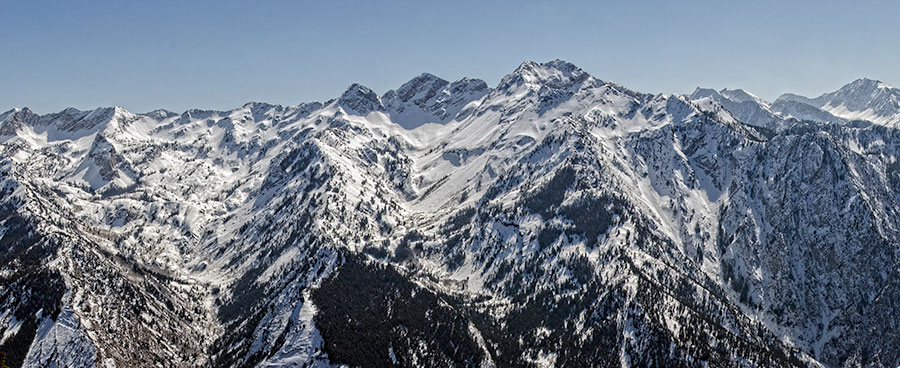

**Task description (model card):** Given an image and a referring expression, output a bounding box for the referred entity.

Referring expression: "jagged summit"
[0,107,38,136]
[497,59,598,91]
[383,73,450,102]
[445,77,489,95]
[382,73,450,115]
[824,77,898,111]
[845,77,891,89]
[0,107,37,122]
[11,105,133,134]
[337,83,384,115]
[381,73,489,129]
[0,107,33,117]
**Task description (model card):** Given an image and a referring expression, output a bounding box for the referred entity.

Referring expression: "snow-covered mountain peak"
[382,73,489,129]
[337,83,384,115]
[73,106,135,132]
[385,73,449,102]
[443,77,490,102]
[9,105,137,135]
[690,87,721,100]
[1,107,32,118]
[498,59,598,91]
[720,88,764,104]
[382,73,450,115]
[241,101,277,110]
[144,108,179,120]
[109,105,136,119]
[825,78,899,113]
[831,78,891,100]
[0,107,38,136]
[689,86,778,127]
[844,77,889,89]
[773,78,900,126]
[773,92,815,105]
[691,87,765,105]
[0,107,36,122]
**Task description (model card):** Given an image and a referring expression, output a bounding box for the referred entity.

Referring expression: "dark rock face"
[338,83,384,115]
[382,73,489,128]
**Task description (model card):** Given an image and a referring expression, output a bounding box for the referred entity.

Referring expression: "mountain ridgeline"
[1,60,899,367]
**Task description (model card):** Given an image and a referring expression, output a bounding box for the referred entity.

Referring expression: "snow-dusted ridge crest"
[1,60,900,367]
[691,77,900,128]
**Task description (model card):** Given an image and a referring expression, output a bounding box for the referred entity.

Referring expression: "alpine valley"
[1,60,899,368]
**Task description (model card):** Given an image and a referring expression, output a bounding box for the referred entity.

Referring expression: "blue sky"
[2,0,898,114]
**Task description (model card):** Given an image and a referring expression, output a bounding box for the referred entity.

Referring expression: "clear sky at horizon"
[2,0,898,114]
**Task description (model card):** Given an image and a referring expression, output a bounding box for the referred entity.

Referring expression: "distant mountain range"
[692,77,900,128]
[1,60,899,367]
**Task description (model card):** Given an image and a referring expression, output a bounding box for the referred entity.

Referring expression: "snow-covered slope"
[1,61,899,368]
